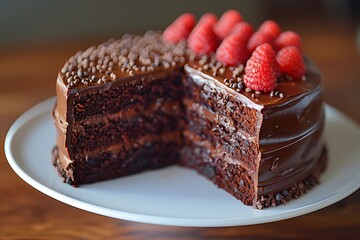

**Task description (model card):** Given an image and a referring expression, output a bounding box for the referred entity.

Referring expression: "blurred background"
[1,0,359,47]
[0,1,359,238]
[1,0,359,121]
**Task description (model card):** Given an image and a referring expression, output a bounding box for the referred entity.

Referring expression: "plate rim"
[4,97,360,227]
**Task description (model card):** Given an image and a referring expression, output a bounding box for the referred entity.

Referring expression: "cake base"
[52,145,327,208]
[52,143,180,186]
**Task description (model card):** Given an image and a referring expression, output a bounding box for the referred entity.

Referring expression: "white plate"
[4,97,360,227]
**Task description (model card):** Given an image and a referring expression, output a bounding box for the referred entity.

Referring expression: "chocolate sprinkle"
[237,82,245,90]
[218,68,225,75]
[60,31,308,102]
[61,32,188,88]
[255,151,326,209]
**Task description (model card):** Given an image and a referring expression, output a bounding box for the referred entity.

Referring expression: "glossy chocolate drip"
[258,63,325,195]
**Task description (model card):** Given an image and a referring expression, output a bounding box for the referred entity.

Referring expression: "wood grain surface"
[1,21,359,239]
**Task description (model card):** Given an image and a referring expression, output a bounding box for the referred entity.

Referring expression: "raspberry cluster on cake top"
[163,10,306,94]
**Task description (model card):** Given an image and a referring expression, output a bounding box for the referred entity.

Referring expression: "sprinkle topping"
[60,11,308,100]
[61,32,188,88]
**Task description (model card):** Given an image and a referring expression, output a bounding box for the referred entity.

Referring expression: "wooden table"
[1,22,359,239]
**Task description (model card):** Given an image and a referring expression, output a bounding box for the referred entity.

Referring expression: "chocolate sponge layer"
[54,71,185,185]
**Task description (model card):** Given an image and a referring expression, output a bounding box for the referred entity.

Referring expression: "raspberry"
[230,22,254,41]
[247,31,274,52]
[258,20,281,39]
[163,13,196,43]
[198,13,218,26]
[214,10,243,39]
[216,34,249,66]
[244,43,279,92]
[275,31,302,50]
[276,46,305,80]
[188,21,219,54]
[247,20,282,52]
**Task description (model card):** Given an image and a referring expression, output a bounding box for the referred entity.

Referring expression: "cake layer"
[53,140,180,185]
[68,107,182,153]
[71,70,183,121]
[180,140,256,205]
[183,74,260,136]
[75,130,182,159]
[183,107,258,171]
[54,67,185,183]
[54,119,182,183]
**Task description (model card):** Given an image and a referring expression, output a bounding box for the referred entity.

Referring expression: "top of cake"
[58,10,322,108]
[59,32,189,88]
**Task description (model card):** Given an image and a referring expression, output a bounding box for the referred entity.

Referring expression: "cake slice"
[53,33,187,184]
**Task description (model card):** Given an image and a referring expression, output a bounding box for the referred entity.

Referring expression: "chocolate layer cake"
[52,12,327,209]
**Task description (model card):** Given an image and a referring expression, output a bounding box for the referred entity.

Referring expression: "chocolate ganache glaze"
[52,32,326,208]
